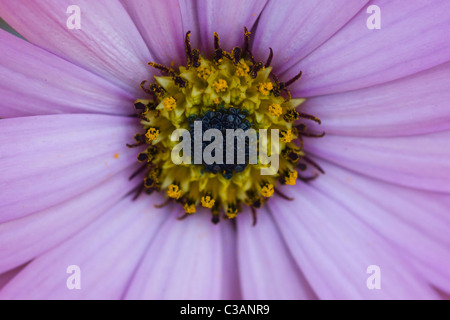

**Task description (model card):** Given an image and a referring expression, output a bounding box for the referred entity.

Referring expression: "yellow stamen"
[212,79,228,93]
[167,184,182,199]
[213,97,220,104]
[268,103,283,118]
[281,130,293,143]
[258,82,273,96]
[184,203,196,215]
[261,184,274,198]
[145,128,160,141]
[197,66,211,80]
[201,196,215,208]
[163,97,177,111]
[285,170,298,186]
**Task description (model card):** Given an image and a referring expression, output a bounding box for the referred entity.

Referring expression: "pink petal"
[237,207,316,300]
[125,210,238,299]
[269,182,439,299]
[122,0,186,67]
[0,166,141,274]
[252,0,369,74]
[0,30,134,118]
[178,0,268,55]
[0,195,168,300]
[0,114,140,222]
[301,62,450,137]
[310,159,450,294]
[0,264,27,291]
[305,130,450,193]
[0,0,153,93]
[285,0,450,97]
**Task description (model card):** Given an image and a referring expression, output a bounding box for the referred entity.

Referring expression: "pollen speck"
[114,153,119,159]
[281,130,293,143]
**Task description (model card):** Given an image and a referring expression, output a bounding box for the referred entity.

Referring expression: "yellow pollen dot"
[281,130,293,143]
[201,196,215,208]
[212,79,228,93]
[114,153,119,159]
[184,203,196,215]
[285,170,298,186]
[258,82,273,96]
[197,66,211,80]
[268,103,283,117]
[227,208,238,219]
[163,97,177,111]
[145,128,159,141]
[167,184,182,199]
[261,184,274,198]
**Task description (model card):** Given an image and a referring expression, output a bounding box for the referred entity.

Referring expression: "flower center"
[128,28,324,224]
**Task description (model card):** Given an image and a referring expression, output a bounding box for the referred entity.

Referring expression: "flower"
[0,0,449,300]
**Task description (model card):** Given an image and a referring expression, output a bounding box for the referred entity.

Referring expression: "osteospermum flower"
[0,0,449,300]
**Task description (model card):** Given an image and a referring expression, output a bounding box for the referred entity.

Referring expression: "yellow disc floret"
[145,127,159,141]
[201,196,216,208]
[163,97,177,111]
[261,184,275,198]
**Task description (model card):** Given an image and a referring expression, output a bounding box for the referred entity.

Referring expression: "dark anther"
[137,152,149,163]
[283,70,303,88]
[298,113,322,125]
[250,62,263,79]
[144,177,156,188]
[284,109,300,122]
[251,206,258,227]
[297,163,307,171]
[127,141,145,148]
[302,156,325,174]
[149,83,165,97]
[265,48,273,68]
[140,80,153,95]
[232,47,242,64]
[243,27,251,54]
[191,49,201,68]
[214,32,221,50]
[185,31,192,65]
[173,76,187,88]
[129,164,147,181]
[148,62,172,74]
[134,101,147,113]
[275,188,294,201]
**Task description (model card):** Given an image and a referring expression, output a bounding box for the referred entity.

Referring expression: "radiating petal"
[0,30,134,118]
[178,0,267,55]
[0,114,141,222]
[308,159,450,293]
[0,167,141,274]
[285,0,450,97]
[121,0,186,67]
[237,207,316,300]
[253,0,369,73]
[0,0,153,93]
[0,195,168,300]
[125,210,237,299]
[301,62,450,137]
[269,182,439,299]
[305,130,450,193]
[0,264,27,291]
